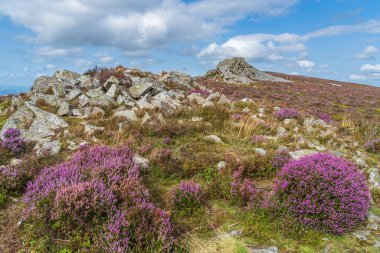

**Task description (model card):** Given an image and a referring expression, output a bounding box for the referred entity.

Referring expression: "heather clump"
[364,139,380,153]
[275,108,298,120]
[2,128,26,155]
[231,166,257,206]
[171,179,203,212]
[314,111,332,124]
[274,153,370,234]
[191,89,211,97]
[271,149,292,170]
[24,145,173,252]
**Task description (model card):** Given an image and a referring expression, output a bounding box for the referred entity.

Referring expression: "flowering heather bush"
[191,89,211,97]
[314,111,332,124]
[275,108,298,120]
[2,128,26,154]
[25,145,173,252]
[251,135,266,144]
[364,139,380,153]
[171,179,203,209]
[232,114,243,120]
[271,149,292,170]
[137,143,153,155]
[163,136,172,144]
[274,153,370,234]
[231,166,257,205]
[0,166,26,193]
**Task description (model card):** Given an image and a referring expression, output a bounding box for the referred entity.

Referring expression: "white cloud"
[197,33,306,62]
[360,64,380,72]
[302,19,380,41]
[349,74,367,81]
[33,47,82,58]
[356,46,378,60]
[0,0,299,53]
[297,60,315,68]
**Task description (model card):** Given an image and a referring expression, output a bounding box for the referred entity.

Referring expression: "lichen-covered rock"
[114,110,137,121]
[31,76,54,93]
[208,57,288,84]
[159,71,193,88]
[129,82,154,99]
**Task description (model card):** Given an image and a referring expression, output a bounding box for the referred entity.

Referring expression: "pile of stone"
[0,67,230,156]
[205,57,289,84]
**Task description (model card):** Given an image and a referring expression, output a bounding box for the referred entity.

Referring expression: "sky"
[0,0,380,94]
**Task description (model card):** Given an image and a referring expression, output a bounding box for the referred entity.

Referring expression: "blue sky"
[0,0,380,94]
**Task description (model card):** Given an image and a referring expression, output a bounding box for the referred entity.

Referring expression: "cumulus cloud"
[360,63,380,72]
[0,0,299,53]
[349,74,368,81]
[198,19,380,66]
[33,47,82,58]
[356,46,378,60]
[297,60,315,68]
[197,33,306,62]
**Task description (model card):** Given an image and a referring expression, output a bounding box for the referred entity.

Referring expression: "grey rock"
[78,75,93,89]
[84,124,105,135]
[52,83,66,97]
[352,230,370,241]
[289,149,317,160]
[133,154,150,170]
[0,105,34,139]
[205,135,223,143]
[129,82,154,99]
[304,117,327,128]
[77,94,90,108]
[24,102,68,141]
[34,140,61,157]
[57,101,73,116]
[159,71,193,88]
[202,101,214,107]
[53,70,80,82]
[254,148,267,156]
[217,161,227,170]
[217,94,231,104]
[104,76,120,90]
[249,246,278,253]
[192,117,203,122]
[276,127,287,138]
[106,84,121,99]
[151,92,181,109]
[141,112,151,125]
[67,89,82,100]
[114,110,137,121]
[369,168,380,189]
[211,57,288,84]
[136,94,154,109]
[31,76,54,93]
[188,93,206,105]
[11,96,22,111]
[10,158,23,166]
[72,109,83,117]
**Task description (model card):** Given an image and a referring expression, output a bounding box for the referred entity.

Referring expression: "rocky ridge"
[205,57,289,84]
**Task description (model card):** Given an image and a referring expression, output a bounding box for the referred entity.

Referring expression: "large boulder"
[31,76,54,93]
[207,57,288,84]
[0,102,68,141]
[159,71,193,88]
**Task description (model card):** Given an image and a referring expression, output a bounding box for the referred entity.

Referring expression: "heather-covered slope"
[198,72,380,125]
[0,59,380,252]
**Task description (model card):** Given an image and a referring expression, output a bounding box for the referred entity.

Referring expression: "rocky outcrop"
[205,57,289,84]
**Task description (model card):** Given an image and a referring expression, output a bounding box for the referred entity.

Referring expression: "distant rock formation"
[205,57,289,84]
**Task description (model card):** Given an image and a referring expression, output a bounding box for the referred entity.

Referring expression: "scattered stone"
[276,127,287,138]
[136,94,154,109]
[105,83,121,98]
[205,135,223,143]
[254,148,267,156]
[289,149,317,160]
[133,154,150,170]
[352,230,370,241]
[84,125,105,135]
[114,110,137,122]
[188,93,206,105]
[191,117,203,122]
[129,82,154,99]
[10,158,23,166]
[217,94,231,104]
[217,161,227,170]
[67,88,82,100]
[34,140,61,156]
[104,76,120,90]
[78,94,90,108]
[57,102,73,116]
[248,246,278,253]
[159,71,193,88]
